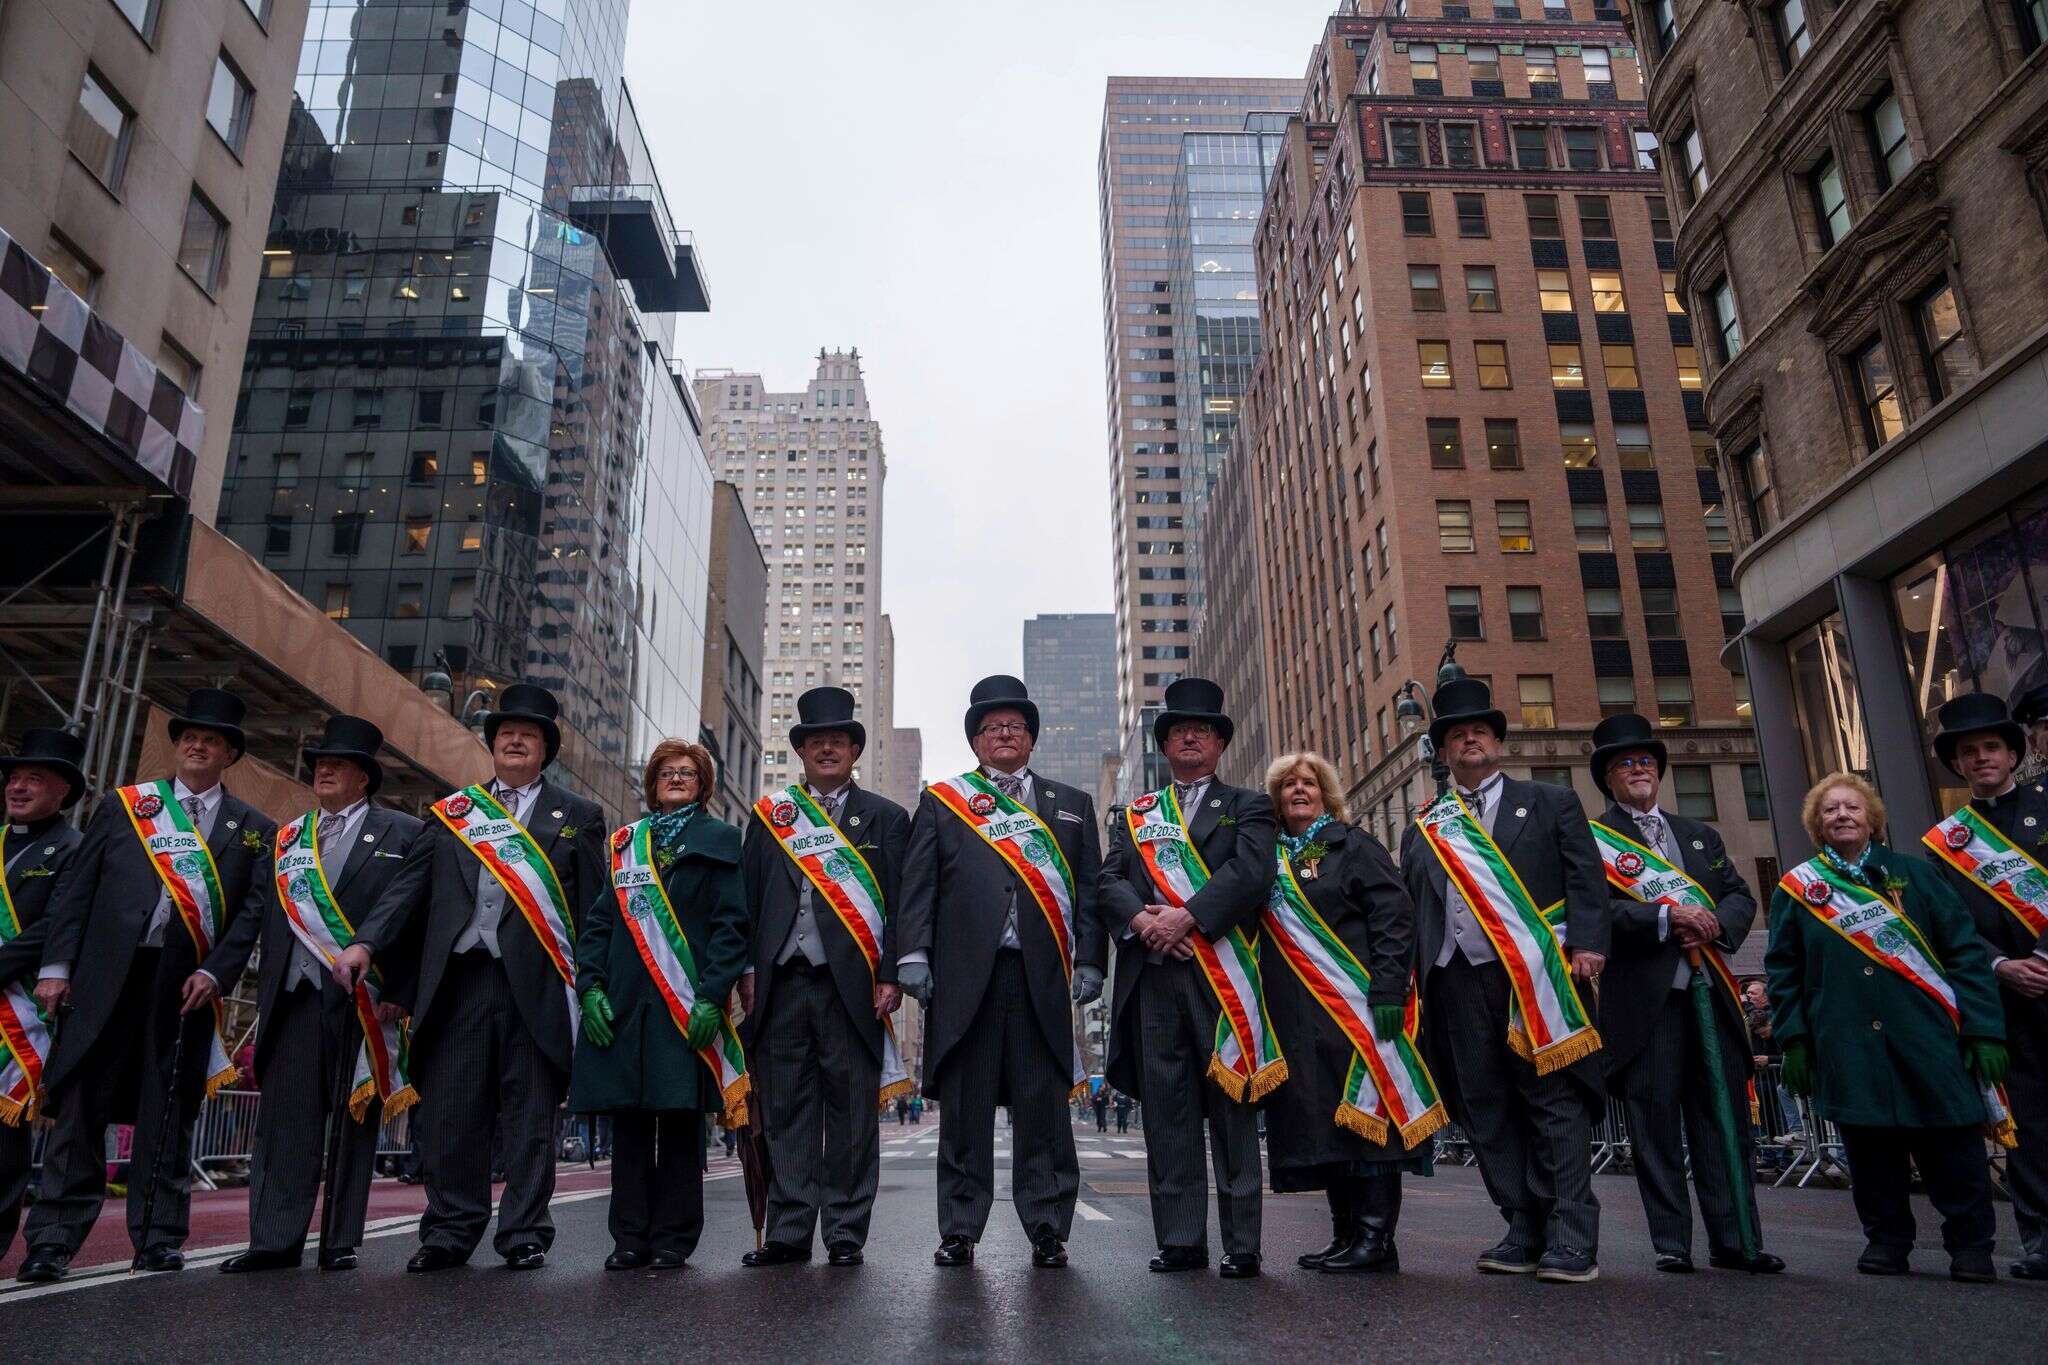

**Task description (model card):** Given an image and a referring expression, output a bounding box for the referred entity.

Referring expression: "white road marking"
[1073,1201,1110,1222]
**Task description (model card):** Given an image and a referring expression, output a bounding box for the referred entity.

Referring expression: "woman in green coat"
[570,740,749,1270]
[1766,771,2009,1282]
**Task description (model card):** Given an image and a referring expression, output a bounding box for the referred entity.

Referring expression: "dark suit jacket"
[1399,775,1609,1090]
[206,803,426,1082]
[355,781,605,1075]
[1097,779,1278,1097]
[0,817,85,988]
[37,786,276,1094]
[739,782,911,1067]
[1927,781,2048,1055]
[897,772,1104,1087]
[1594,801,1757,1077]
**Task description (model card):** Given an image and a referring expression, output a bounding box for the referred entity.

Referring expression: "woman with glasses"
[570,740,749,1269]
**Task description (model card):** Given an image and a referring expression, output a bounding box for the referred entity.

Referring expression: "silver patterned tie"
[1638,812,1666,858]
[316,810,344,874]
[183,793,204,828]
[995,772,1024,803]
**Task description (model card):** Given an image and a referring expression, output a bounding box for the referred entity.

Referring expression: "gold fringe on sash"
[382,1084,420,1122]
[206,1063,241,1099]
[717,1073,751,1131]
[1505,1024,1602,1075]
[878,1076,914,1109]
[1397,1103,1449,1149]
[1207,1055,1289,1103]
[1068,1081,1089,1104]
[1334,1103,1389,1145]
[1991,1113,2020,1151]
[1247,1057,1288,1102]
[349,1078,379,1123]
[1206,1054,1245,1101]
[0,1092,34,1127]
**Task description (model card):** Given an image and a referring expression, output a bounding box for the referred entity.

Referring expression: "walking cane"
[131,1020,189,1273]
[317,1004,361,1254]
[1686,948,1760,1262]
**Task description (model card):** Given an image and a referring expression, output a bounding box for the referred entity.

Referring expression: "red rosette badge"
[1132,793,1158,813]
[771,801,799,829]
[1804,880,1832,906]
[968,792,998,817]
[1615,851,1645,877]
[612,825,634,851]
[1945,823,1973,851]
[134,793,164,819]
[445,793,473,818]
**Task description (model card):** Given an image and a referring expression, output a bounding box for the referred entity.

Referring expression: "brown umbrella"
[736,1111,772,1251]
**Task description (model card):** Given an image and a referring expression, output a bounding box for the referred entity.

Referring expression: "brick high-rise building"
[1099,76,1303,800]
[1236,0,1774,921]
[696,351,891,796]
[1643,0,2048,860]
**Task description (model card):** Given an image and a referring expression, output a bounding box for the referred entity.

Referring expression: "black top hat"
[0,727,88,809]
[302,714,387,796]
[964,675,1039,744]
[1427,676,1507,750]
[1932,692,2026,776]
[1154,677,1235,749]
[167,687,247,760]
[483,682,562,765]
[1588,711,1669,799]
[789,686,865,752]
[2013,682,2048,728]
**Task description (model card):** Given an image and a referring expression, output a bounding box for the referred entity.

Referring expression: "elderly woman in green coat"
[1767,771,2010,1283]
[571,740,749,1270]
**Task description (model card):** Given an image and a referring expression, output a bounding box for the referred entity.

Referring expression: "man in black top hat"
[1398,676,1610,1283]
[1589,712,1780,1275]
[898,675,1105,1269]
[1921,691,2048,1279]
[334,681,605,1273]
[17,689,276,1282]
[212,715,425,1274]
[1099,677,1278,1278]
[738,686,911,1267]
[0,728,87,1258]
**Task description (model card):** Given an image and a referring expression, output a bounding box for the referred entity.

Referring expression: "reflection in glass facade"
[1787,613,1868,788]
[216,0,711,819]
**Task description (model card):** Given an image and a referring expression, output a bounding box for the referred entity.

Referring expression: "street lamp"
[1396,642,1470,797]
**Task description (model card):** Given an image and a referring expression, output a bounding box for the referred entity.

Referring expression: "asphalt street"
[2,1120,2041,1361]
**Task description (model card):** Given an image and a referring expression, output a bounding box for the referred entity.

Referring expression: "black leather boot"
[1298,1180,1358,1268]
[1322,1174,1401,1274]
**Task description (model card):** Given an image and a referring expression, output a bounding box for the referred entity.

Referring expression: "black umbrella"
[736,1110,773,1252]
[1687,949,1759,1261]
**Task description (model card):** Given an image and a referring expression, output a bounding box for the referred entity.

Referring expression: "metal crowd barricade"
[189,1090,262,1190]
[1590,1098,1632,1173]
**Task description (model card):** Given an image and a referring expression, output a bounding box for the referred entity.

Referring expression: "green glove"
[685,997,722,1049]
[1780,1038,1811,1096]
[1964,1038,2010,1086]
[581,986,615,1048]
[1372,1004,1405,1039]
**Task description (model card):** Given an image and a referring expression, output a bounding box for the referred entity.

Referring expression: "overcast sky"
[626,1,1331,777]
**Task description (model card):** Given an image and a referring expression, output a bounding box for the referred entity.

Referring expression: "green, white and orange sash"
[1261,844,1444,1145]
[1416,790,1601,1074]
[433,785,579,1037]
[1924,806,2048,942]
[1781,856,2018,1148]
[273,813,417,1120]
[1122,785,1287,1102]
[754,787,911,1105]
[1591,820,1745,1019]
[0,828,51,1125]
[610,816,751,1125]
[927,772,1090,1097]
[117,782,239,1096]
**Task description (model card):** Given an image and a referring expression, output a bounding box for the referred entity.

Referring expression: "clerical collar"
[1973,781,2021,809]
[8,813,60,837]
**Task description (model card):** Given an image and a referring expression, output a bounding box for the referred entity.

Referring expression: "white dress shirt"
[41,778,223,983]
[453,776,542,957]
[1435,770,1507,968]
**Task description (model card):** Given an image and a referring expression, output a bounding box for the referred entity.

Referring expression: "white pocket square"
[372,849,405,859]
[1055,810,1084,824]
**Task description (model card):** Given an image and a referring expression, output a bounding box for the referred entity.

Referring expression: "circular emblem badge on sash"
[499,842,525,864]
[771,801,798,827]
[1023,841,1051,866]
[1615,851,1645,877]
[135,794,163,819]
[968,792,998,816]
[1875,925,1907,956]
[1803,880,1831,906]
[612,826,633,851]
[628,890,656,920]
[1945,824,1973,851]
[174,854,200,877]
[445,794,472,818]
[824,851,856,879]
[1153,843,1182,870]
[2018,870,2048,903]
[289,874,312,901]
[1132,793,1158,813]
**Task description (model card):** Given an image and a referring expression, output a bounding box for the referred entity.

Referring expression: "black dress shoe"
[407,1245,467,1273]
[651,1250,688,1270]
[2012,1255,2048,1280]
[503,1244,546,1271]
[1708,1249,1784,1274]
[1856,1245,1910,1276]
[219,1249,301,1273]
[1031,1235,1068,1268]
[1535,1246,1598,1283]
[134,1246,185,1273]
[15,1250,70,1284]
[1476,1238,1541,1274]
[933,1236,975,1267]
[318,1249,358,1272]
[1952,1248,1997,1283]
[1299,1231,1355,1269]
[1149,1246,1208,1273]
[827,1245,864,1266]
[605,1249,651,1271]
[1219,1253,1261,1279]
[1655,1253,1695,1274]
[742,1241,812,1267]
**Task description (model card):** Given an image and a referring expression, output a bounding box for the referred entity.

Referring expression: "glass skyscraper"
[1023,613,1119,794]
[215,0,713,816]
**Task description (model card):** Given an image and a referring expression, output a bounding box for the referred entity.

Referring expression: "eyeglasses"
[1609,754,1660,771]
[976,722,1032,738]
[655,768,700,783]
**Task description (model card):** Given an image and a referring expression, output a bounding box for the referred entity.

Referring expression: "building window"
[1438,500,1476,553]
[1656,676,1695,726]
[1709,277,1743,361]
[1455,193,1489,238]
[1850,337,1905,449]
[1428,417,1465,467]
[263,515,291,555]
[1391,123,1425,169]
[1448,586,1484,639]
[1369,623,1384,675]
[111,0,160,40]
[1562,421,1599,468]
[1475,341,1512,389]
[1811,155,1851,249]
[1509,586,1545,640]
[393,583,424,619]
[1539,269,1574,312]
[1401,190,1433,234]
[1643,587,1681,636]
[1661,272,1684,315]
[1468,44,1501,82]
[1634,128,1661,172]
[1574,503,1613,548]
[1869,87,1914,191]
[352,389,383,429]
[1648,195,1674,241]
[1735,442,1777,536]
[1647,0,1681,53]
[68,68,134,190]
[1462,265,1500,313]
[1526,194,1562,238]
[1741,763,1771,820]
[1916,280,1976,400]
[1663,345,1699,394]
[323,583,351,620]
[1773,0,1812,66]
[1587,587,1625,637]
[156,336,200,395]
[1487,418,1522,469]
[1384,605,1399,660]
[1420,340,1454,387]
[1590,271,1626,313]
[1410,43,1440,81]
[1583,46,1613,85]
[1705,505,1733,549]
[330,513,365,558]
[1564,129,1603,172]
[1673,123,1709,204]
[1498,500,1534,552]
[1550,344,1586,389]
[1577,195,1614,239]
[206,51,255,154]
[1673,767,1718,819]
[1410,265,1445,310]
[409,451,440,484]
[1616,422,1654,468]
[1628,504,1669,550]
[1603,344,1641,389]
[1445,122,1480,168]
[1513,125,1551,170]
[403,516,431,554]
[176,190,228,293]
[1525,44,1558,84]
[1519,676,1557,729]
[1598,676,1638,718]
